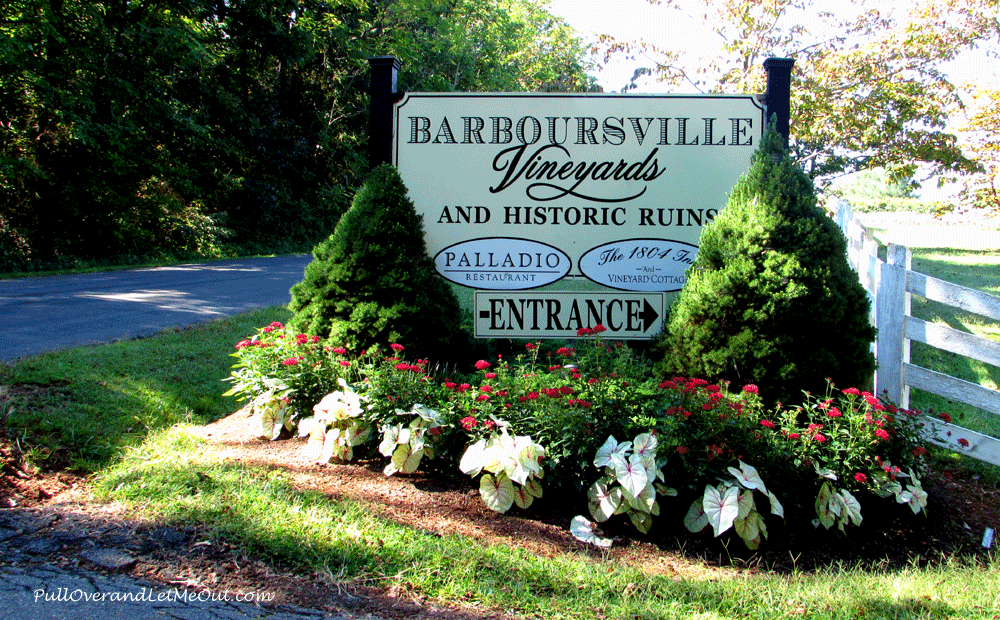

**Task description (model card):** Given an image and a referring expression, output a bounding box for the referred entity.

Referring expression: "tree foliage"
[0,0,595,271]
[957,86,1000,212]
[656,120,876,405]
[598,0,1000,191]
[288,164,469,361]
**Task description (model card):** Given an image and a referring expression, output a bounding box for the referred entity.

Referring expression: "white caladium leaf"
[318,428,339,464]
[594,435,630,470]
[262,377,288,391]
[347,424,370,447]
[411,403,441,424]
[813,462,838,481]
[904,481,927,515]
[459,439,487,475]
[524,478,543,499]
[378,425,401,456]
[734,513,760,542]
[391,444,424,475]
[840,489,863,525]
[615,454,649,499]
[258,404,284,440]
[627,508,653,534]
[737,489,755,520]
[728,461,766,493]
[570,516,613,548]
[683,499,709,533]
[304,426,325,462]
[588,480,622,522]
[298,416,318,439]
[632,433,657,459]
[655,483,678,497]
[625,482,657,514]
[397,427,412,446]
[766,490,785,518]
[815,483,836,529]
[703,484,740,537]
[480,473,515,513]
[513,484,535,510]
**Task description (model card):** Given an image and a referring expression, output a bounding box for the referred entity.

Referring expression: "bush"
[287,164,470,362]
[656,120,876,405]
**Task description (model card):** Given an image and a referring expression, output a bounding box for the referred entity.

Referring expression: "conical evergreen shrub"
[288,164,469,361]
[657,120,876,404]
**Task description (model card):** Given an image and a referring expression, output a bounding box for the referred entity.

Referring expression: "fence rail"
[833,200,1000,467]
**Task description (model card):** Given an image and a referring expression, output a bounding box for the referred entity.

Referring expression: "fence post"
[876,243,911,406]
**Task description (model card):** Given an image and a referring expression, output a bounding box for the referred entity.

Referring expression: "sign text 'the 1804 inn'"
[391,93,764,339]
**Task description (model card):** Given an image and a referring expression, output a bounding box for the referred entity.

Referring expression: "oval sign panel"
[434,238,571,290]
[579,239,697,292]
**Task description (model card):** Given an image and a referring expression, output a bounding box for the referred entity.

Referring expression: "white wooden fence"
[833,200,1000,467]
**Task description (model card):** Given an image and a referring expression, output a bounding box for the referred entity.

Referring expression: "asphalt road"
[0,255,314,363]
[0,254,400,619]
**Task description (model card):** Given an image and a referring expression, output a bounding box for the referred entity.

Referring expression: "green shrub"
[288,164,469,362]
[656,121,876,405]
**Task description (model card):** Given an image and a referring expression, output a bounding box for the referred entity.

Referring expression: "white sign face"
[475,291,665,340]
[579,238,698,292]
[393,92,763,338]
[434,238,570,289]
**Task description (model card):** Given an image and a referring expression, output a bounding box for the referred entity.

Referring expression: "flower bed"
[224,323,932,550]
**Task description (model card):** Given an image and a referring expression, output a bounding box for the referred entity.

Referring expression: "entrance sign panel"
[394,93,764,290]
[475,291,665,340]
[393,92,763,339]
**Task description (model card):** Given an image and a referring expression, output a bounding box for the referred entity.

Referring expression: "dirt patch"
[2,407,999,618]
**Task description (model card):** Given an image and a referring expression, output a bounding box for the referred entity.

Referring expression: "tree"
[656,120,876,405]
[374,0,598,93]
[0,0,597,271]
[956,86,1000,212]
[598,0,999,189]
[288,164,469,361]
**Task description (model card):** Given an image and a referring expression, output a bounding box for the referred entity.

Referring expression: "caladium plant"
[378,403,443,476]
[684,461,784,550]
[251,383,293,441]
[459,428,545,513]
[573,433,677,546]
[298,379,371,464]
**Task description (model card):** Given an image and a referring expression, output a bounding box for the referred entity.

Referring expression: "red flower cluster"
[474,360,491,370]
[576,324,608,337]
[854,472,868,484]
[390,343,404,352]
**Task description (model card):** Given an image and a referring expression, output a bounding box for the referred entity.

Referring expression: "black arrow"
[640,298,660,332]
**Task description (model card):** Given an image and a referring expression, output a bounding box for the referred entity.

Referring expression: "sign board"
[392,92,764,338]
[475,291,665,340]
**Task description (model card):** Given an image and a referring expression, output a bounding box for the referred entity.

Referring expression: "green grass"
[93,426,1000,620]
[907,248,1000,440]
[0,306,292,469]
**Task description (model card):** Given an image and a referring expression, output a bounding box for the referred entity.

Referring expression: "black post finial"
[368,56,401,169]
[763,57,795,146]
